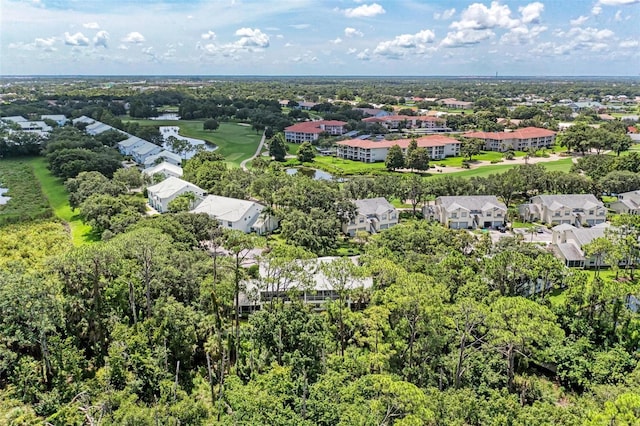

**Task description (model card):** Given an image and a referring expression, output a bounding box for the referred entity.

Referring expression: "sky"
[1,0,639,76]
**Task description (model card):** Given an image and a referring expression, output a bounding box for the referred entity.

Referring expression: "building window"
[382,214,387,220]
[451,213,457,219]
[564,211,569,216]
[589,210,594,215]
[486,212,492,217]
[461,212,467,217]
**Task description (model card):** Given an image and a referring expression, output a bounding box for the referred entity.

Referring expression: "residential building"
[142,162,183,180]
[147,176,205,213]
[72,116,96,126]
[190,195,277,234]
[463,127,556,152]
[143,150,182,168]
[519,194,606,226]
[438,98,474,109]
[353,108,391,118]
[610,190,640,215]
[424,196,507,229]
[343,197,398,236]
[284,120,347,143]
[336,135,461,163]
[361,115,447,131]
[41,114,69,126]
[238,256,373,313]
[132,141,163,164]
[85,121,117,135]
[551,223,611,267]
[15,120,52,133]
[117,136,148,156]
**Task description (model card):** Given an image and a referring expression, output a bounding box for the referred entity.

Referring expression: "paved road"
[240,131,266,171]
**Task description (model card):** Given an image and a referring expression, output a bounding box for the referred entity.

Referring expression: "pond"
[286,167,336,180]
[160,126,218,160]
[0,187,10,205]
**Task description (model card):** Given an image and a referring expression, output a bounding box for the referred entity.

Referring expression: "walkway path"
[240,131,266,171]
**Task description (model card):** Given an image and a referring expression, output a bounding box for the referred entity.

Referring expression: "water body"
[0,187,11,205]
[286,167,335,180]
[159,126,217,160]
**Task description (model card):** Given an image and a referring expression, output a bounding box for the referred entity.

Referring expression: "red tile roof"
[285,120,347,133]
[362,115,442,123]
[463,127,556,140]
[337,135,460,149]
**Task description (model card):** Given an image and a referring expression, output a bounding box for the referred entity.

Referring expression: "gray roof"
[618,190,640,201]
[534,194,603,210]
[436,195,507,212]
[143,150,182,165]
[118,136,146,148]
[552,223,576,232]
[72,115,95,125]
[2,116,27,123]
[556,243,585,261]
[142,161,183,177]
[147,176,202,199]
[133,141,162,156]
[191,195,260,222]
[354,197,396,216]
[568,225,609,247]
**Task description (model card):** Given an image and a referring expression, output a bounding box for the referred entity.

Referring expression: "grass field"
[311,156,389,175]
[28,157,94,245]
[0,158,53,225]
[431,158,574,179]
[123,119,262,166]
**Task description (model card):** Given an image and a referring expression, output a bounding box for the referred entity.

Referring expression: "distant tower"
[495,71,498,79]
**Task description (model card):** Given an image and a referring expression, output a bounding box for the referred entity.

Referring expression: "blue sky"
[1,0,639,76]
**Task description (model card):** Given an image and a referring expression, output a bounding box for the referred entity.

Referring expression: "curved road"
[240,131,266,171]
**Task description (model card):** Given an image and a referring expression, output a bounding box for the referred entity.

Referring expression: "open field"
[28,157,95,245]
[0,158,53,226]
[429,158,574,179]
[124,119,262,166]
[311,156,389,175]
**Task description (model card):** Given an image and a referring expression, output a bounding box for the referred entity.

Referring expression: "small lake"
[286,167,335,180]
[0,187,10,205]
[160,126,217,160]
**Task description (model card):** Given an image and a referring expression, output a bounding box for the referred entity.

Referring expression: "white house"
[142,162,183,180]
[85,121,117,135]
[610,190,640,215]
[552,223,611,268]
[132,141,163,164]
[238,256,373,314]
[147,176,205,213]
[343,197,398,236]
[41,115,69,126]
[72,116,96,125]
[117,136,148,156]
[336,135,461,163]
[143,150,182,167]
[519,194,606,227]
[190,195,277,234]
[424,196,507,229]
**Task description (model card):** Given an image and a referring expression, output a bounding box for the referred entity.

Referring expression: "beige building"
[343,197,398,236]
[424,196,507,229]
[519,194,606,227]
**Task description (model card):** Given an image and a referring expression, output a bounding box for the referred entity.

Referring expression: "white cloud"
[122,32,145,44]
[519,2,544,24]
[614,10,623,21]
[330,37,343,44]
[501,25,547,44]
[356,49,371,60]
[290,24,310,29]
[33,37,57,51]
[234,28,269,48]
[441,29,494,47]
[83,22,100,29]
[451,1,519,30]
[344,27,363,37]
[93,30,109,48]
[64,32,89,46]
[591,5,602,15]
[201,31,216,40]
[434,8,456,20]
[599,0,640,5]
[347,48,358,55]
[567,26,614,43]
[117,44,129,50]
[344,3,385,18]
[373,29,436,58]
[620,39,640,48]
[570,16,589,26]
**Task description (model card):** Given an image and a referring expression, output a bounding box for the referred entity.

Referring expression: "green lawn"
[0,158,53,225]
[28,157,95,245]
[123,119,262,166]
[311,156,389,176]
[435,157,574,179]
